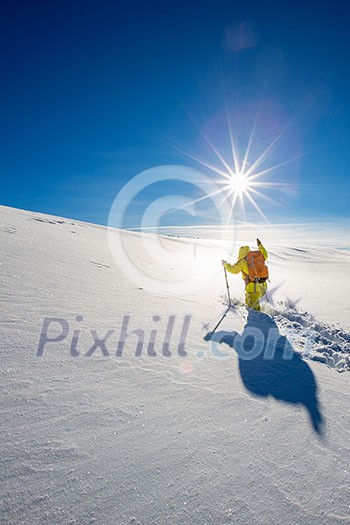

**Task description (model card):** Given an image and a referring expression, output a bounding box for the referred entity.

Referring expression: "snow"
[1,204,350,525]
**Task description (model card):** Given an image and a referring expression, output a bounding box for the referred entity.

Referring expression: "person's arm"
[222,259,244,274]
[257,238,268,260]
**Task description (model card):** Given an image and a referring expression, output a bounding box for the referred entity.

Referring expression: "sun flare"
[167,107,299,224]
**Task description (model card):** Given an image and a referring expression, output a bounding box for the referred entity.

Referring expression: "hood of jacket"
[238,246,250,259]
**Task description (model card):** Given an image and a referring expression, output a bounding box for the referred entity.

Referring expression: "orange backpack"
[244,250,269,282]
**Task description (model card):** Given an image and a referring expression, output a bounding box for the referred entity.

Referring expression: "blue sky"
[1,0,350,227]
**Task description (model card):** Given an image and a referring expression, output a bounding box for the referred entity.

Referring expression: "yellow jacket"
[224,244,268,282]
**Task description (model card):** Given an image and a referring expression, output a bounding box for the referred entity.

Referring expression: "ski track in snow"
[269,303,350,373]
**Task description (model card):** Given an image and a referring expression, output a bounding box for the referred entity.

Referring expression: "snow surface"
[1,205,350,525]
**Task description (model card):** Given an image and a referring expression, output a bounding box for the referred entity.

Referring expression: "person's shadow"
[205,310,324,435]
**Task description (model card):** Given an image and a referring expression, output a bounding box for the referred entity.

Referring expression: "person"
[222,238,268,311]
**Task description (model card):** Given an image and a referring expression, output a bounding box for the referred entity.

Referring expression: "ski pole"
[224,267,231,305]
[210,266,233,333]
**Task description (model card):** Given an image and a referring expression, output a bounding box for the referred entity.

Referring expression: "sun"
[226,172,252,195]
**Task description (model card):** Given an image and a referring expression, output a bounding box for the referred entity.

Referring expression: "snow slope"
[1,205,350,525]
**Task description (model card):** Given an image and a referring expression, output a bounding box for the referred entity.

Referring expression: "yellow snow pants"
[245,281,267,311]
